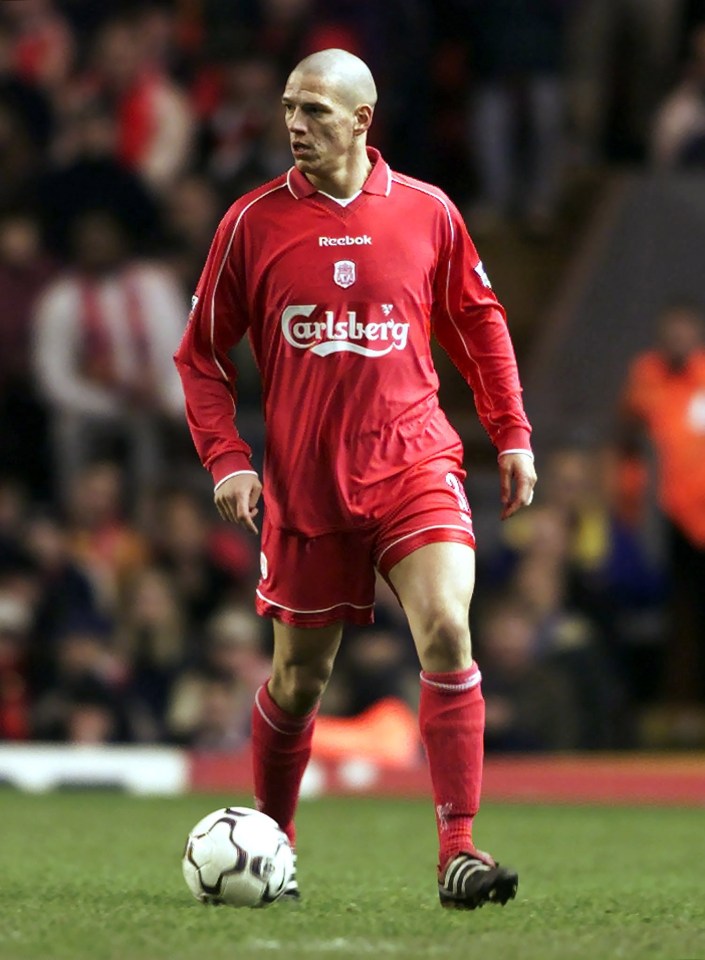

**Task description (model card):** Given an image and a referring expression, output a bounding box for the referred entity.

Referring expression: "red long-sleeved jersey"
[174,148,532,535]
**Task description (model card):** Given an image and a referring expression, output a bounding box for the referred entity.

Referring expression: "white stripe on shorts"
[375,524,475,568]
[255,588,374,616]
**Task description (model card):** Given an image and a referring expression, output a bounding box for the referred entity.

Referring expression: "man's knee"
[415,605,473,672]
[269,652,336,715]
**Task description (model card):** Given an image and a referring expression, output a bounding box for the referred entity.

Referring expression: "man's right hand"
[214,473,263,534]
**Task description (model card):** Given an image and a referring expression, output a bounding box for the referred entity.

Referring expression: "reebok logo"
[319,235,372,247]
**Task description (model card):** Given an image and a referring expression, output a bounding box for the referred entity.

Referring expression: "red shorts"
[255,459,475,627]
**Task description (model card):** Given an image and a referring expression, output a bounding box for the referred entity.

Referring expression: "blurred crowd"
[1,0,705,754]
[0,441,680,753]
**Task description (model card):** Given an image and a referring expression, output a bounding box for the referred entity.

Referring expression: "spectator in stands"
[510,550,628,748]
[461,0,570,235]
[91,16,195,193]
[619,301,705,712]
[491,501,571,586]
[494,448,667,714]
[64,461,150,612]
[133,2,186,77]
[484,495,628,749]
[0,526,41,633]
[151,491,248,625]
[182,671,252,750]
[323,626,418,717]
[162,173,221,296]
[544,446,667,705]
[478,598,580,751]
[598,447,668,706]
[166,606,268,748]
[651,22,705,168]
[2,0,73,98]
[0,99,43,214]
[215,0,315,67]
[0,209,54,499]
[38,99,160,258]
[524,450,626,630]
[0,479,29,568]
[31,615,124,739]
[24,512,101,693]
[32,209,188,504]
[118,566,190,736]
[567,0,682,164]
[0,591,32,740]
[206,606,270,690]
[201,54,281,195]
[62,680,123,744]
[0,19,53,156]
[39,674,131,744]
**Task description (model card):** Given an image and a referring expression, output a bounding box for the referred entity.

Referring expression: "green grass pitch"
[2,790,704,960]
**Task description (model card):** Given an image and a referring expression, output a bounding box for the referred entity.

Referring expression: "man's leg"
[252,621,342,848]
[388,541,478,858]
[388,540,517,909]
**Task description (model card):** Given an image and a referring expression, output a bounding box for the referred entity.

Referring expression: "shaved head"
[289,48,377,110]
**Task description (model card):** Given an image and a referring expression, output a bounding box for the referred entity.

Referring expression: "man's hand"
[214,473,263,533]
[498,452,537,520]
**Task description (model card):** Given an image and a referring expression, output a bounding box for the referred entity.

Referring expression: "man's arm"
[431,200,536,516]
[173,215,261,528]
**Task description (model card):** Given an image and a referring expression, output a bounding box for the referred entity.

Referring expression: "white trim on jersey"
[213,470,259,492]
[209,184,288,383]
[498,449,534,460]
[318,189,362,206]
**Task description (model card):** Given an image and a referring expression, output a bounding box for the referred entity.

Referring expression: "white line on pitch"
[248,938,407,954]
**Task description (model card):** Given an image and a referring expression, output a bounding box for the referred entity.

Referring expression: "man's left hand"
[498,452,537,520]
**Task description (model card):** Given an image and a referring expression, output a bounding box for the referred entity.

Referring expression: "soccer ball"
[182,806,294,908]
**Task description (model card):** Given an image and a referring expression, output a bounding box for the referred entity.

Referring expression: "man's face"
[658,308,703,366]
[70,212,126,274]
[282,70,358,180]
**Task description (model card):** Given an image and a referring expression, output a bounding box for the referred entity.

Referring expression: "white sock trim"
[420,668,482,692]
[254,687,315,735]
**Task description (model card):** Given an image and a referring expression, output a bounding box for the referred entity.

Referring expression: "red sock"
[419,663,485,869]
[251,682,317,848]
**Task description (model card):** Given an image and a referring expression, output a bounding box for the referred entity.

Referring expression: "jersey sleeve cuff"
[498,448,534,460]
[211,453,257,489]
[496,427,532,456]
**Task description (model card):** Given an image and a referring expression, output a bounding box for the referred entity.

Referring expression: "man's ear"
[353,104,374,136]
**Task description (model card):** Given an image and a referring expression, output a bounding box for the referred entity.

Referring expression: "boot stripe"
[444,857,491,896]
